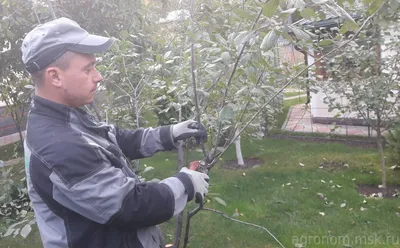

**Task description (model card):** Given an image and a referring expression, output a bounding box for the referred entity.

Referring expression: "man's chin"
[85,98,94,105]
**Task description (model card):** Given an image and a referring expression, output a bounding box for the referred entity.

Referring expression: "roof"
[300,14,363,30]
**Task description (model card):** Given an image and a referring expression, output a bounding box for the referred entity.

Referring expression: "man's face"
[58,52,103,107]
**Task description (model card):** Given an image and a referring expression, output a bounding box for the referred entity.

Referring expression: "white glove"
[171,120,207,143]
[179,167,209,202]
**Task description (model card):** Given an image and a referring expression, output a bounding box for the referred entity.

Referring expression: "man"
[21,17,209,248]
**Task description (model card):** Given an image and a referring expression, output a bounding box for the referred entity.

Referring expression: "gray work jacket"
[23,95,195,248]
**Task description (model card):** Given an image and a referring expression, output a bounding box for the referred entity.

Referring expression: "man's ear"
[45,67,63,88]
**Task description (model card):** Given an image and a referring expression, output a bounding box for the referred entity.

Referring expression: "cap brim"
[69,34,114,54]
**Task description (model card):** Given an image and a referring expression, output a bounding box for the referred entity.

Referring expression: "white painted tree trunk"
[234,131,245,166]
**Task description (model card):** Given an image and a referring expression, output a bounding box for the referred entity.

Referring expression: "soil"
[319,160,349,171]
[220,157,264,170]
[357,184,400,199]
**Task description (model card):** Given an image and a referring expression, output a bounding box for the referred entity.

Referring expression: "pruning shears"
[193,149,222,174]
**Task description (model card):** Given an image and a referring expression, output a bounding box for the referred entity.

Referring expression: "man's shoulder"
[25,122,107,185]
[26,119,99,161]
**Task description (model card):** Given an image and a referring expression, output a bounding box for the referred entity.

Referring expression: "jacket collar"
[30,94,102,128]
[30,94,74,122]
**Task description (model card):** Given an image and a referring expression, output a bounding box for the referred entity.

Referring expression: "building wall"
[310,24,399,124]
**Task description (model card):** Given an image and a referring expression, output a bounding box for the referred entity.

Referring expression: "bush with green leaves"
[386,119,400,166]
[153,92,194,125]
[0,168,34,239]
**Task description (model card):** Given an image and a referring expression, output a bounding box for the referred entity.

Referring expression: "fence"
[0,104,28,138]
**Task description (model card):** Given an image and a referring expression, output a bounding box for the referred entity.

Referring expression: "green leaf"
[6,30,14,39]
[290,0,306,10]
[164,51,172,60]
[281,8,297,14]
[260,30,278,50]
[20,224,31,238]
[219,104,235,121]
[214,197,227,207]
[119,30,129,39]
[3,227,15,237]
[312,0,328,4]
[221,52,231,64]
[263,0,279,17]
[367,0,384,15]
[318,39,333,46]
[334,3,358,28]
[290,26,310,41]
[142,166,154,173]
[233,8,254,20]
[234,31,250,46]
[343,19,359,32]
[300,8,317,19]
[214,33,227,46]
[245,66,256,78]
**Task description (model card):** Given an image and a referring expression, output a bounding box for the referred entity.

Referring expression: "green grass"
[0,142,23,162]
[1,138,400,248]
[284,91,305,98]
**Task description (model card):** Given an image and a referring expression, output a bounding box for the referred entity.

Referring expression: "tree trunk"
[173,107,184,248]
[263,114,269,138]
[6,102,25,151]
[173,140,184,248]
[234,131,245,166]
[134,88,141,171]
[16,124,24,151]
[376,114,387,195]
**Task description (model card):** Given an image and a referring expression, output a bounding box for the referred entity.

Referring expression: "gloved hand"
[179,167,209,203]
[171,120,207,143]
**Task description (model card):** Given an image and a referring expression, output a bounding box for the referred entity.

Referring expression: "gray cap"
[21,17,114,73]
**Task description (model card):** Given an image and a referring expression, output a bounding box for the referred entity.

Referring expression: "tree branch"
[202,208,286,248]
[5,1,31,20]
[46,0,57,20]
[191,44,208,158]
[224,70,266,148]
[206,0,388,169]
[173,107,185,248]
[212,7,263,159]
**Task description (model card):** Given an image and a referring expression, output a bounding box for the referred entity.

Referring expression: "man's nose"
[93,68,104,83]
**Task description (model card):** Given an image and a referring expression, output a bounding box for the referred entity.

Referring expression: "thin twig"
[203,208,286,248]
[173,137,185,247]
[182,0,208,246]
[224,70,266,148]
[207,0,388,170]
[212,7,264,158]
[191,44,208,158]
[47,0,57,20]
[3,1,31,20]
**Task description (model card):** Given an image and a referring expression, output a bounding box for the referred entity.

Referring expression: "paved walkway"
[284,94,307,101]
[0,131,25,147]
[282,104,377,137]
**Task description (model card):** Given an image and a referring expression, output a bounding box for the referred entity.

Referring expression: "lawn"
[1,137,400,248]
[284,91,305,98]
[0,142,23,162]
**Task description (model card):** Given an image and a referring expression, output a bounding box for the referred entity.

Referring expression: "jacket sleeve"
[48,139,195,230]
[109,125,177,160]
